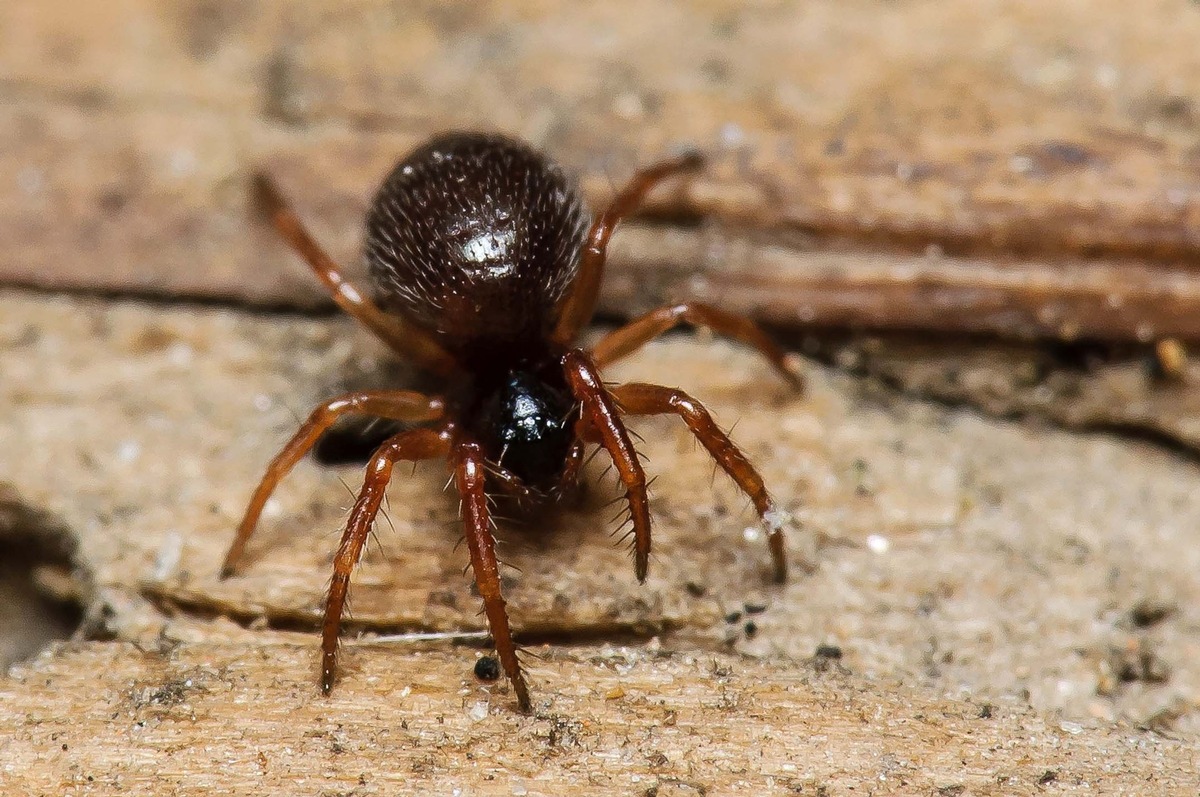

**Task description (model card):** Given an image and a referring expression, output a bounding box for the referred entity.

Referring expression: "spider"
[219,132,803,712]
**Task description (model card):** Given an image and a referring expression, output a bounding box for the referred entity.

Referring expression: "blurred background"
[7,2,1200,439]
[4,2,1199,325]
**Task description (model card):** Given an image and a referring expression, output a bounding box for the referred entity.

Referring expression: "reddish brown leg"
[562,350,654,582]
[555,438,586,499]
[487,438,587,504]
[480,435,584,506]
[552,152,704,345]
[221,390,445,578]
[592,302,804,388]
[610,382,789,583]
[321,426,452,695]
[455,439,531,712]
[483,463,536,502]
[253,173,459,376]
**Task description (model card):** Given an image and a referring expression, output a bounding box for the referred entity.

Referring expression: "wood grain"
[3,1,1200,340]
[2,291,1198,792]
[5,1,1200,791]
[3,638,1196,796]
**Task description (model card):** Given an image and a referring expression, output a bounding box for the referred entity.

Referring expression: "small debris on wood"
[1150,339,1189,383]
[1111,645,1171,685]
[1130,597,1176,629]
[474,655,501,682]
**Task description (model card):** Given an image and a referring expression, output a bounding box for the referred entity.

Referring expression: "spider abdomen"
[365,133,590,367]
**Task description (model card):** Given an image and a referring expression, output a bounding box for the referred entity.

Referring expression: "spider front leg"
[484,437,585,504]
[253,173,459,376]
[591,302,804,388]
[609,382,789,583]
[455,439,531,712]
[221,390,445,578]
[562,350,654,582]
[321,426,452,695]
[555,437,587,500]
[552,151,704,346]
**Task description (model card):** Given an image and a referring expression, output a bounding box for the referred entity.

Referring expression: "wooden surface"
[3,1,1200,341]
[10,0,1200,451]
[5,639,1196,796]
[2,291,1198,793]
[4,2,1200,793]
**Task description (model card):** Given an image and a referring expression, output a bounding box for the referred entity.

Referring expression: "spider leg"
[252,172,459,376]
[454,438,531,712]
[221,390,445,578]
[561,350,653,582]
[552,152,704,346]
[484,461,536,503]
[555,437,587,500]
[321,426,452,695]
[485,415,589,506]
[609,382,789,583]
[591,302,804,388]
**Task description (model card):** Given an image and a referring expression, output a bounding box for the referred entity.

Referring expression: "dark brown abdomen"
[364,133,589,368]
